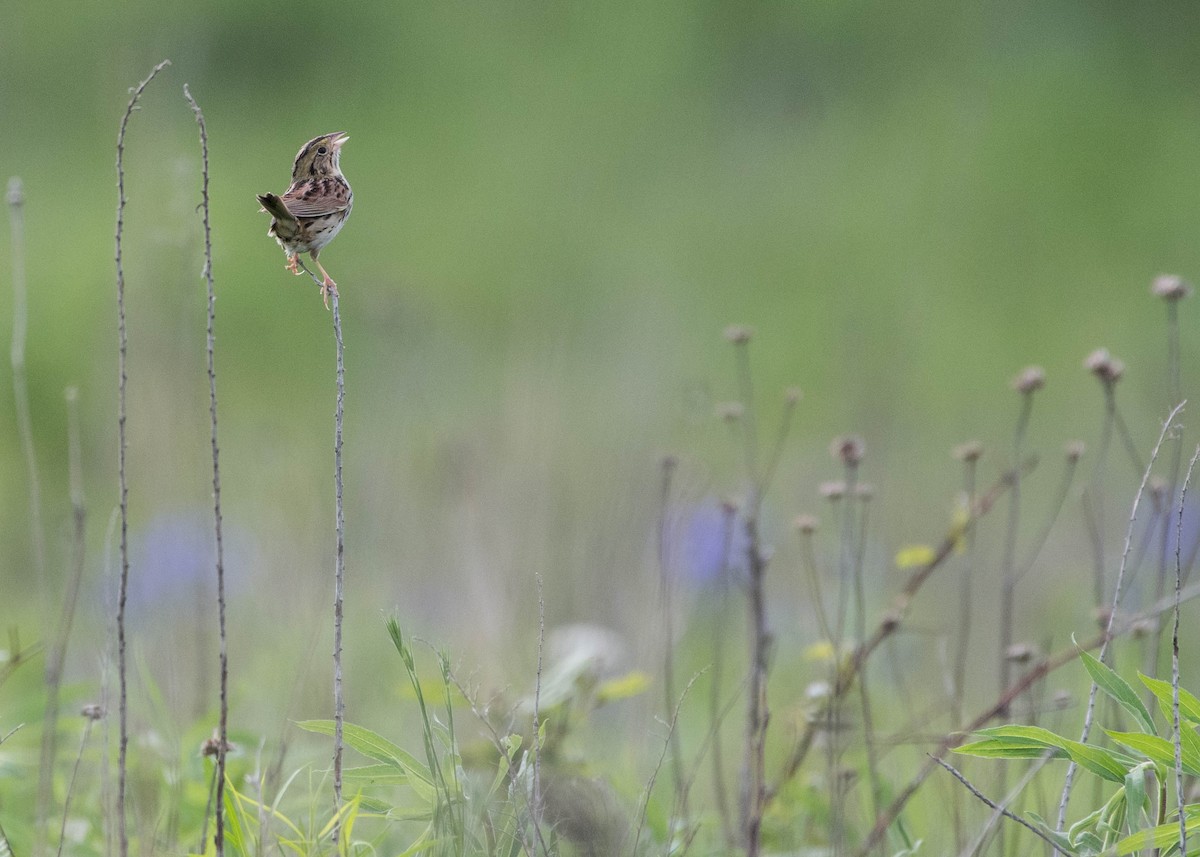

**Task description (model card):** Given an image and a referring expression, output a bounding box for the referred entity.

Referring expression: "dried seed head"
[1064,440,1086,462]
[1011,366,1046,395]
[830,434,866,466]
[784,386,803,405]
[1052,689,1073,709]
[200,733,235,758]
[1004,643,1039,664]
[1084,348,1125,384]
[952,441,984,463]
[792,514,819,534]
[1152,274,1193,302]
[81,703,105,721]
[819,480,847,501]
[715,401,744,422]
[723,324,754,345]
[855,483,875,501]
[880,609,902,633]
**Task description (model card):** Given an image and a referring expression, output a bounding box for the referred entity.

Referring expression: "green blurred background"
[4,0,1200,819]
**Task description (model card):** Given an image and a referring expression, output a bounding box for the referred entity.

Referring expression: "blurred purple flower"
[666,498,749,589]
[125,511,246,611]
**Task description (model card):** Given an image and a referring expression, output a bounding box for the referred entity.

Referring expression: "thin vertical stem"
[656,456,689,823]
[7,176,46,586]
[183,84,228,857]
[10,173,49,857]
[330,289,346,850]
[113,59,170,857]
[532,570,546,848]
[1172,446,1199,857]
[38,389,88,856]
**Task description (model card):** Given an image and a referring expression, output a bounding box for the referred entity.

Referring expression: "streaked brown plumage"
[257,132,352,307]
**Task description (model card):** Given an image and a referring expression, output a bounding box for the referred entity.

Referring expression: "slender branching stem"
[1056,400,1185,831]
[113,59,170,857]
[932,755,1060,850]
[183,84,229,857]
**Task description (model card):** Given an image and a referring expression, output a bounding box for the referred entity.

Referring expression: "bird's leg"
[313,257,339,309]
[285,254,301,276]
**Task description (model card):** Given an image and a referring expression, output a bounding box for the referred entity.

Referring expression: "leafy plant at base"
[955,649,1200,855]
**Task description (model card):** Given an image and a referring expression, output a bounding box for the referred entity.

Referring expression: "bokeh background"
[4,1,1200,845]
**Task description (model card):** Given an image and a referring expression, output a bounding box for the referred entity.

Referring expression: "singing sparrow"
[257,132,353,307]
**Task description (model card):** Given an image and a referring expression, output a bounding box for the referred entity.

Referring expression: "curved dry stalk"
[113,58,171,857]
[183,83,229,857]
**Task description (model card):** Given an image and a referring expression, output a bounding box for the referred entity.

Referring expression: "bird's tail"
[257,192,297,224]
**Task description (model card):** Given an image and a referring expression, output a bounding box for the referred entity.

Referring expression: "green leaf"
[954,738,1068,760]
[1078,648,1155,734]
[1106,731,1200,777]
[1026,812,1078,854]
[1141,674,1200,725]
[962,725,1131,783]
[1115,813,1200,855]
[342,763,410,785]
[297,720,433,786]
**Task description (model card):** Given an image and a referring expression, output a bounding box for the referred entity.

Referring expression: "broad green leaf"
[342,763,410,785]
[1116,813,1200,855]
[1140,674,1200,725]
[1106,731,1200,777]
[964,725,1131,782]
[954,738,1067,760]
[297,720,433,786]
[1027,812,1078,854]
[1078,649,1155,734]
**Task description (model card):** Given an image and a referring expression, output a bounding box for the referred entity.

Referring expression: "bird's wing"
[277,178,352,218]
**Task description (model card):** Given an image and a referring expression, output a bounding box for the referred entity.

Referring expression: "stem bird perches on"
[113,58,170,857]
[331,289,347,849]
[183,83,229,857]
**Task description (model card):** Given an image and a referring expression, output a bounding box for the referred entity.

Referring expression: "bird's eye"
[317,146,328,155]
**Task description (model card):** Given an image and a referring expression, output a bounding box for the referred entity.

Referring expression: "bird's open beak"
[331,132,350,149]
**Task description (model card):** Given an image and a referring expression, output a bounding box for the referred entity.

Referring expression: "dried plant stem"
[183,84,229,857]
[655,456,689,821]
[10,177,47,857]
[532,569,546,851]
[37,389,87,856]
[711,506,737,849]
[998,392,1034,707]
[1172,445,1199,857]
[113,58,171,857]
[7,176,46,585]
[951,455,979,728]
[330,289,347,847]
[932,755,1060,850]
[741,508,769,856]
[56,717,97,857]
[776,461,1027,790]
[1056,400,1185,831]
